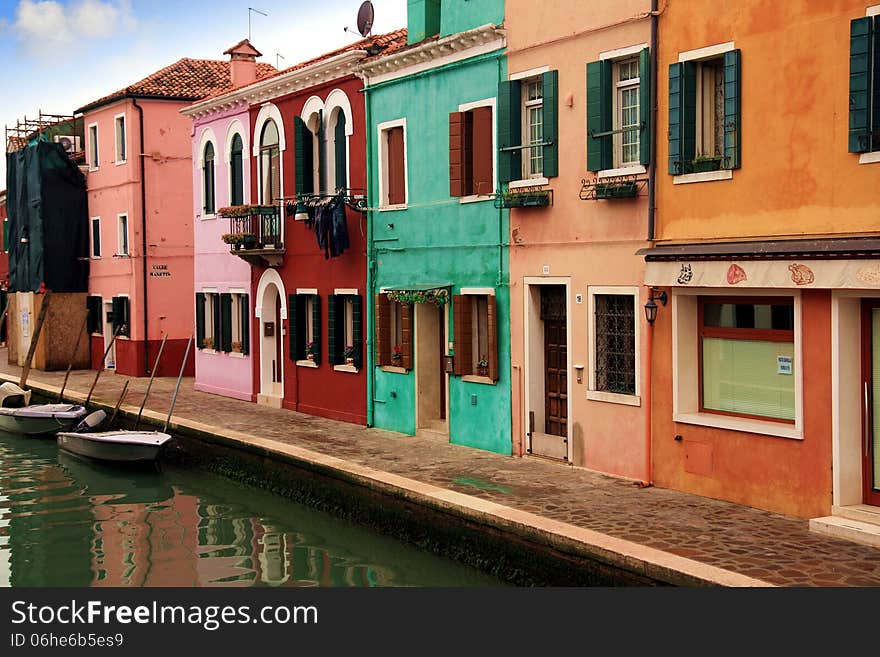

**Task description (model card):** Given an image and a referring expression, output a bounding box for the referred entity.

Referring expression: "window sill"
[88,167,99,173]
[113,253,130,258]
[91,256,102,260]
[115,160,127,166]
[229,352,246,359]
[673,411,802,440]
[379,204,407,212]
[597,165,646,179]
[859,151,880,165]
[673,170,733,185]
[334,364,359,373]
[508,177,549,190]
[380,365,408,374]
[460,195,494,204]
[461,374,495,385]
[587,390,641,406]
[296,360,319,368]
[200,348,217,354]
[201,214,217,221]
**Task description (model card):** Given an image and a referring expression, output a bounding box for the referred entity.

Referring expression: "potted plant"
[203,336,214,350]
[241,233,257,249]
[305,341,315,361]
[343,345,356,366]
[477,355,489,377]
[691,154,723,173]
[496,189,551,208]
[595,182,638,199]
[391,345,403,365]
[231,340,243,353]
[221,233,244,249]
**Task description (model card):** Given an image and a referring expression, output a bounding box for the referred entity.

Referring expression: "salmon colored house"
[75,59,267,376]
[505,0,654,476]
[643,1,880,533]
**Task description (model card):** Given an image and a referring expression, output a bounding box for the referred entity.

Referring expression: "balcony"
[220,205,285,267]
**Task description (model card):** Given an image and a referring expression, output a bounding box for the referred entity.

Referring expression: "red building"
[0,189,7,344]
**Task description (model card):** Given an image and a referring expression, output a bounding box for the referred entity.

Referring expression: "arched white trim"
[255,268,287,320]
[225,120,248,206]
[324,89,354,137]
[300,95,325,122]
[252,103,285,156]
[195,127,219,169]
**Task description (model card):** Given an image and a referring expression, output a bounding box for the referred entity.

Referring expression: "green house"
[362,0,512,454]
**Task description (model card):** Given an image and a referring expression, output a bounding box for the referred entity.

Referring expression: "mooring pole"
[108,380,130,428]
[135,333,167,430]
[58,314,89,402]
[85,326,122,407]
[163,335,192,433]
[20,291,51,389]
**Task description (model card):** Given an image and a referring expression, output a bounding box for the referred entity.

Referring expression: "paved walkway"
[4,356,880,586]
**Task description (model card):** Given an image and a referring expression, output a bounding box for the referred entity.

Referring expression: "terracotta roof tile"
[76,58,277,114]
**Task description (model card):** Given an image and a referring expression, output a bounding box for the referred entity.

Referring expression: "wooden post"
[135,333,167,430]
[107,380,130,428]
[164,335,193,433]
[19,291,51,389]
[58,314,90,402]
[85,325,122,407]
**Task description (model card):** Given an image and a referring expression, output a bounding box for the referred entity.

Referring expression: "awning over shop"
[379,284,452,305]
[637,237,880,262]
[382,283,453,291]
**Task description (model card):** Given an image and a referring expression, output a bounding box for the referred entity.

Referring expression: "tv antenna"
[344,1,374,38]
[276,52,285,69]
[248,7,268,40]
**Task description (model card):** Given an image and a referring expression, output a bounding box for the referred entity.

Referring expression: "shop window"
[452,292,498,381]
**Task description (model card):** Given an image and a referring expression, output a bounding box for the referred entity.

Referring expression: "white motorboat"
[56,410,171,464]
[0,382,87,436]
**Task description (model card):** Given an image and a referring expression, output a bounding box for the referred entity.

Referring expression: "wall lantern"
[644,289,668,324]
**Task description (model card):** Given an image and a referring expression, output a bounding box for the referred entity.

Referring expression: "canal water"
[0,432,502,587]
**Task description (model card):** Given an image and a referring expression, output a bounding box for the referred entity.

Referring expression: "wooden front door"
[862,300,880,506]
[544,318,567,437]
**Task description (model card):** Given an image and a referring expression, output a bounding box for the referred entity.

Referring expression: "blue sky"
[0,0,407,184]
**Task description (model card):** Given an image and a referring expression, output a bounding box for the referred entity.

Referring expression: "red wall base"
[89,336,195,378]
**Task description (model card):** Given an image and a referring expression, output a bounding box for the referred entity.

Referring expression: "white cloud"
[12,0,135,55]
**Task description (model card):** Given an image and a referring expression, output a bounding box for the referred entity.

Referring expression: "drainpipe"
[647,0,658,242]
[132,98,150,376]
[363,81,375,428]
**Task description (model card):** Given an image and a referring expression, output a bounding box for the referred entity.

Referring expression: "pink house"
[75,57,273,377]
[182,41,272,400]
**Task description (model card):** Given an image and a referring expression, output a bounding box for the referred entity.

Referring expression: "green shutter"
[873,16,880,151]
[723,49,742,169]
[850,17,874,153]
[497,79,522,184]
[196,293,205,348]
[289,294,299,360]
[542,70,559,178]
[311,294,322,365]
[220,293,232,352]
[352,295,363,369]
[87,296,103,335]
[2,219,7,253]
[111,296,129,336]
[231,134,244,206]
[318,109,326,193]
[335,114,347,191]
[668,61,697,174]
[294,117,313,195]
[328,294,339,365]
[639,48,652,166]
[212,294,221,348]
[240,294,250,356]
[586,60,613,171]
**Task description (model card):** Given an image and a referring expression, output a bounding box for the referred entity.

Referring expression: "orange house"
[644,0,880,534]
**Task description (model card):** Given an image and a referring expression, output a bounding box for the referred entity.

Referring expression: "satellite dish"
[356,1,374,37]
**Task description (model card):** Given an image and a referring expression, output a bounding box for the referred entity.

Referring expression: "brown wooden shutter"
[452,294,473,376]
[400,303,413,370]
[471,106,494,196]
[487,295,499,381]
[375,293,390,366]
[449,112,467,196]
[387,127,405,205]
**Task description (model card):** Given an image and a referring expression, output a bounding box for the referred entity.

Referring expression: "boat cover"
[0,404,86,419]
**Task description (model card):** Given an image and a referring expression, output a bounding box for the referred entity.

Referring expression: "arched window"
[230,134,244,206]
[260,120,280,204]
[333,110,347,191]
[203,142,215,215]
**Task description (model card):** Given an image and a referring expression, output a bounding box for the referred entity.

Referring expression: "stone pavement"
[3,355,880,587]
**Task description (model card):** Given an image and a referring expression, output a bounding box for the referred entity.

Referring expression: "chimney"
[224,39,262,88]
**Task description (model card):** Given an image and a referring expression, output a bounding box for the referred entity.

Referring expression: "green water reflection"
[0,432,501,587]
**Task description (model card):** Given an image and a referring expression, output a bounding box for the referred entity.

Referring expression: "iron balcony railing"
[227,205,283,252]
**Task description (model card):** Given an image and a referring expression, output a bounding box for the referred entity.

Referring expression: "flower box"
[595,182,638,199]
[231,341,243,353]
[691,157,722,173]
[495,190,551,209]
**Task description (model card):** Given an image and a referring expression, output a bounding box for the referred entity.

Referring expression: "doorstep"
[809,505,880,548]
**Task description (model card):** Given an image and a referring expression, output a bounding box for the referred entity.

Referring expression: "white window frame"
[507,66,551,189]
[324,89,354,192]
[860,6,880,164]
[196,128,219,219]
[296,288,319,368]
[671,287,803,440]
[90,216,101,259]
[116,213,129,256]
[457,98,497,203]
[114,293,131,340]
[522,76,544,180]
[672,41,736,185]
[114,113,126,165]
[202,289,218,352]
[253,103,285,205]
[597,43,648,178]
[377,118,408,211]
[587,286,640,406]
[88,123,99,171]
[459,287,496,384]
[333,287,359,373]
[613,58,641,169]
[225,121,248,206]
[228,288,246,358]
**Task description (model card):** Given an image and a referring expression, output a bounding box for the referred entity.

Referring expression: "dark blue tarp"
[5,142,89,292]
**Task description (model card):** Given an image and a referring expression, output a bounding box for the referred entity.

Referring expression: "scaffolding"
[5,111,85,163]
